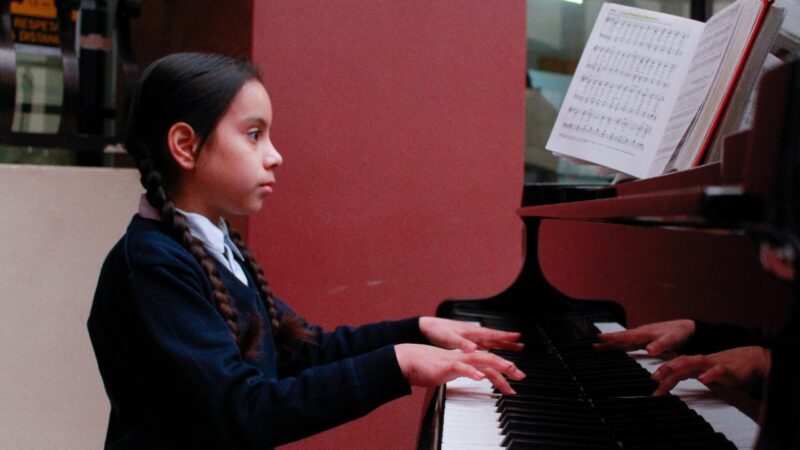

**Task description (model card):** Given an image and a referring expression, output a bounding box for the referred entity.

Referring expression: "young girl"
[88,52,525,449]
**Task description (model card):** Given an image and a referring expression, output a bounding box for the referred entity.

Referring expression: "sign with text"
[10,0,59,47]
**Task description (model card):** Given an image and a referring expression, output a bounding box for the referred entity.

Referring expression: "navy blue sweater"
[88,215,427,449]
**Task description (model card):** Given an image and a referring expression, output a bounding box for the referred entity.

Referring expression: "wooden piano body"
[422,60,800,449]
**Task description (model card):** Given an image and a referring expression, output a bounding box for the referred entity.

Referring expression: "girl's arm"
[274,303,523,376]
[122,261,521,448]
[274,298,429,375]
[126,262,413,448]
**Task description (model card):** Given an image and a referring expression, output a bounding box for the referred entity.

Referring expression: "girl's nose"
[264,141,283,168]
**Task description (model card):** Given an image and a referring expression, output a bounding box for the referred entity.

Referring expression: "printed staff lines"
[562,106,650,152]
[600,13,691,56]
[584,46,678,88]
[575,75,664,119]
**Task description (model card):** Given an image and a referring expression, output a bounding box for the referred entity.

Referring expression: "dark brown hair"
[125,52,310,359]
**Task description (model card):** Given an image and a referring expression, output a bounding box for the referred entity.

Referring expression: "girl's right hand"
[394,343,526,394]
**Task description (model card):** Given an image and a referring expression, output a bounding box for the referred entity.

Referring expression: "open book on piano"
[546,0,785,179]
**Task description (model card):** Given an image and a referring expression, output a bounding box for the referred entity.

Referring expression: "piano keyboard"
[439,321,759,450]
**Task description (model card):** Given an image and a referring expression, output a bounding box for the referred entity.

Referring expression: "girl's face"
[190,79,282,219]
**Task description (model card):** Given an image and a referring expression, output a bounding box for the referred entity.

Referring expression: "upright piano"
[418,60,800,450]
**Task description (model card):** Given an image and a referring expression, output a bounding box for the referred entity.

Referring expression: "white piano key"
[441,376,503,447]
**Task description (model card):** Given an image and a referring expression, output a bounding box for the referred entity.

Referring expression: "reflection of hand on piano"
[419,317,524,353]
[594,318,696,355]
[652,346,772,396]
[394,343,526,395]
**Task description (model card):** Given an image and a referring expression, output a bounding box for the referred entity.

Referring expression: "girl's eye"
[248,129,261,140]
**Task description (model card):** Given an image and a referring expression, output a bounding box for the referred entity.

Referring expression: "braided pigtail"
[137,154,264,360]
[227,225,314,345]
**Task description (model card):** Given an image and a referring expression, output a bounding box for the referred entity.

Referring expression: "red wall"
[249,1,526,449]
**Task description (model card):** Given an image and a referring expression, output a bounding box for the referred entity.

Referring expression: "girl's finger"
[652,363,673,381]
[592,341,635,351]
[698,365,727,386]
[653,355,706,381]
[462,328,520,344]
[482,367,516,395]
[594,332,644,351]
[463,351,514,374]
[503,361,526,380]
[480,339,525,352]
[451,360,484,381]
[593,341,621,351]
[645,338,667,355]
[653,375,681,396]
[456,337,478,353]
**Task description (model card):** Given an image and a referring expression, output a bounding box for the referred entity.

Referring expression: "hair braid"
[138,154,264,360]
[227,225,313,345]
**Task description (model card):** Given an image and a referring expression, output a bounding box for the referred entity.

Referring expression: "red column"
[250,2,525,448]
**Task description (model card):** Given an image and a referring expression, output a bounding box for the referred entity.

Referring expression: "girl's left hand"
[419,317,524,353]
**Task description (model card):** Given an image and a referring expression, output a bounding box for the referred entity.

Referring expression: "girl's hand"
[394,343,526,394]
[650,346,771,396]
[593,319,696,356]
[419,317,523,353]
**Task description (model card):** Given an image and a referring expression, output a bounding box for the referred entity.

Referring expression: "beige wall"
[0,164,140,449]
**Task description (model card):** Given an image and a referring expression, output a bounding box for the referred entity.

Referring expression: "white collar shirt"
[137,194,249,286]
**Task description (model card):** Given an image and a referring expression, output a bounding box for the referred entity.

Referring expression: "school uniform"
[88,202,428,449]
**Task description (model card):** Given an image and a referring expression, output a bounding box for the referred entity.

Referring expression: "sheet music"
[657,2,744,175]
[546,3,704,179]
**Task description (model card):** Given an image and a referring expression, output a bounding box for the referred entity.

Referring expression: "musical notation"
[584,46,677,88]
[546,1,712,177]
[551,7,699,158]
[575,75,663,120]
[600,12,691,56]
[561,106,648,154]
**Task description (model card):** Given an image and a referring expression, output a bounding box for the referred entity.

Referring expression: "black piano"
[418,60,800,450]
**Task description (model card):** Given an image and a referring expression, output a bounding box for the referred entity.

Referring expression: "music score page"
[546,4,704,179]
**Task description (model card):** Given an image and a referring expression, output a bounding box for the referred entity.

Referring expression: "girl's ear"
[167,122,200,170]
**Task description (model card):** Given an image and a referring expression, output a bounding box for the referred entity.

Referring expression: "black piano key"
[619,431,737,449]
[622,438,737,450]
[499,409,602,428]
[604,413,708,428]
[496,394,592,409]
[610,420,716,438]
[499,382,582,397]
[499,412,603,430]
[593,395,685,408]
[501,420,610,441]
[500,427,614,448]
[498,406,599,424]
[505,437,617,450]
[581,382,661,397]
